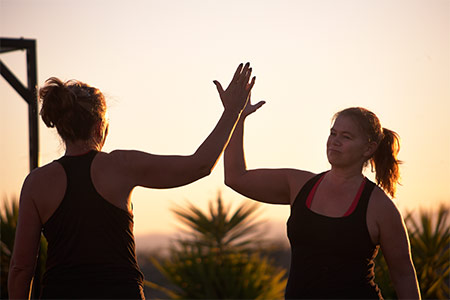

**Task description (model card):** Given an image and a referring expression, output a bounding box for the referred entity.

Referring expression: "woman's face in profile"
[326,115,370,167]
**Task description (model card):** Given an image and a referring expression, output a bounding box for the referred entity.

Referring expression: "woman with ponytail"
[223,98,420,298]
[8,63,255,299]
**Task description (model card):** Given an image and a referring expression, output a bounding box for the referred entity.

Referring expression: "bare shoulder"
[286,169,317,204]
[368,186,402,221]
[367,185,405,239]
[91,150,130,183]
[19,161,67,224]
[286,169,316,186]
[23,161,65,195]
[96,149,151,167]
[92,150,131,170]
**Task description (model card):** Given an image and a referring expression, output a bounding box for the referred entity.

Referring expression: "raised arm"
[224,97,313,205]
[113,63,255,189]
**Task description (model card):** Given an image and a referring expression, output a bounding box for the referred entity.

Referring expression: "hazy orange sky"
[1,0,449,243]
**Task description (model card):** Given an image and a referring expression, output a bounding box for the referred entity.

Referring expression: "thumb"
[213,80,224,96]
[243,100,266,117]
[254,100,266,109]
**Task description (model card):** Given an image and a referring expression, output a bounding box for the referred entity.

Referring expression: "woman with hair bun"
[223,97,421,298]
[8,63,255,299]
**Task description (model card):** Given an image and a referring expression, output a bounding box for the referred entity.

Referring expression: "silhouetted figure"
[8,63,255,299]
[223,98,421,299]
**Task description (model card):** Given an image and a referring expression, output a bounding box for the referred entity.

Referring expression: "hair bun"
[39,77,107,143]
[39,77,77,128]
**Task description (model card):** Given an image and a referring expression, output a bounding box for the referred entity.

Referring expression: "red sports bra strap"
[342,178,367,217]
[306,175,367,217]
[306,174,326,208]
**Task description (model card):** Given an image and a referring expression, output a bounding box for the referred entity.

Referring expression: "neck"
[65,140,99,156]
[328,165,364,184]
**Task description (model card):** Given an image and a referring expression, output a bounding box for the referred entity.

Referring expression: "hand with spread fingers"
[214,62,256,114]
[241,93,265,119]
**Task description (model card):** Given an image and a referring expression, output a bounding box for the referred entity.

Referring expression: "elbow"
[224,173,240,189]
[224,175,233,187]
[197,160,213,180]
[8,265,34,298]
[186,152,214,182]
[200,164,213,178]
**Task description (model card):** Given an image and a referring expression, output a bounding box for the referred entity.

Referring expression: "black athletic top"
[41,151,144,299]
[285,172,383,299]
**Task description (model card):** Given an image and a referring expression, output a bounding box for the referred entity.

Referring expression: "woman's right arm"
[224,99,314,205]
[113,63,255,190]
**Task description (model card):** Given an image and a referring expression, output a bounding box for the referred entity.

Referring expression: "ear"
[94,121,108,149]
[364,141,378,158]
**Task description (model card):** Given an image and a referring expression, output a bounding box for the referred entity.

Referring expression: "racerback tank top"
[285,172,383,299]
[41,151,144,298]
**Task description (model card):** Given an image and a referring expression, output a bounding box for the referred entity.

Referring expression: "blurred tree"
[1,197,19,299]
[171,194,265,250]
[147,195,287,299]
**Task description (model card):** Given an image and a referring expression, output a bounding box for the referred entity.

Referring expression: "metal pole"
[26,40,41,299]
[26,39,39,171]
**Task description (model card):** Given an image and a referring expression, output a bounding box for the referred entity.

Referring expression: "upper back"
[29,151,132,225]
[36,151,142,285]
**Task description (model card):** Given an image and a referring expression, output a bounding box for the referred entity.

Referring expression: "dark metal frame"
[0,37,39,171]
[0,37,40,298]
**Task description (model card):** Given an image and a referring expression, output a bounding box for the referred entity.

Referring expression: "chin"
[327,152,340,164]
[327,155,348,168]
[327,157,340,167]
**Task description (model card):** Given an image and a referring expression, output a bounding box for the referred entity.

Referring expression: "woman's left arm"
[8,173,43,299]
[376,194,421,299]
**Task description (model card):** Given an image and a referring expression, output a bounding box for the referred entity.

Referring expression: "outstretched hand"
[213,63,255,114]
[241,93,265,119]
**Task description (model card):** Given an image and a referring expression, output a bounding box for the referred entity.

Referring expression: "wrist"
[223,107,242,117]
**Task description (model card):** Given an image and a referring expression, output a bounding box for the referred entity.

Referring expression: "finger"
[242,62,250,74]
[247,76,256,91]
[243,67,252,87]
[231,63,244,83]
[213,80,224,95]
[240,62,250,81]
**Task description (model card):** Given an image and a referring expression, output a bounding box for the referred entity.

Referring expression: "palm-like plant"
[171,194,265,251]
[148,195,287,299]
[375,204,450,299]
[406,204,449,299]
[1,196,20,299]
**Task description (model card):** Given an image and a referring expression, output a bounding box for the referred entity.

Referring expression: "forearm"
[193,109,241,174]
[224,117,247,185]
[391,268,421,299]
[8,266,33,299]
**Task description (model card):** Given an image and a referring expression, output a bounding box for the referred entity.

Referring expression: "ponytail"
[370,128,401,198]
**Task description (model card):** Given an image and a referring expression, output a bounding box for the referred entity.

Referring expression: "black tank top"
[41,151,144,298]
[285,172,383,299]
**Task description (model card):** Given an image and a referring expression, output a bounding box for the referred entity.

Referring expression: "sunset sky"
[1,0,449,245]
